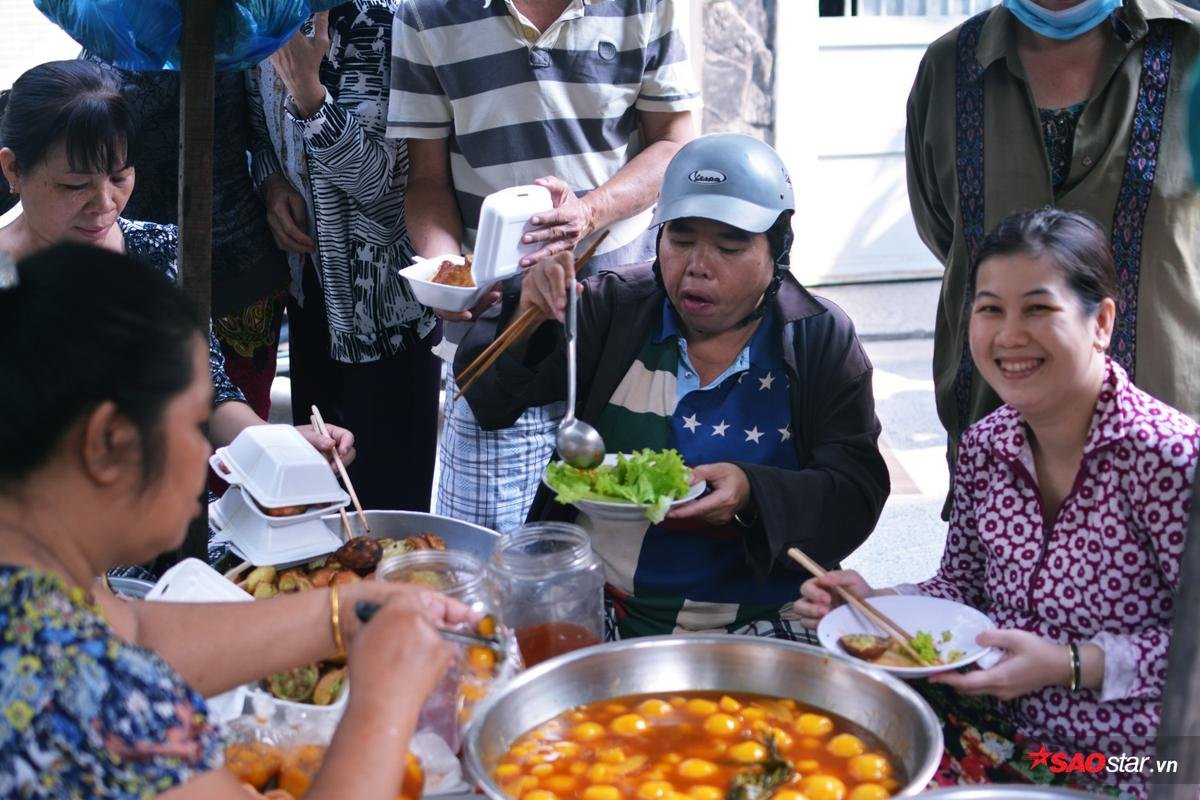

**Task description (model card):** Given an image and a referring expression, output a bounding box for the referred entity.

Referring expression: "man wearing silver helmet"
[458,134,889,641]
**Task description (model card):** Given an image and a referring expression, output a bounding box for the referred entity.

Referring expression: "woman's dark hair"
[969,208,1117,315]
[0,60,136,178]
[0,244,205,490]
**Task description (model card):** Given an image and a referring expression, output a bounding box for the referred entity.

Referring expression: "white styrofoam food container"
[210,487,343,567]
[472,184,553,283]
[398,254,492,313]
[146,557,253,602]
[146,559,253,721]
[398,184,552,313]
[210,424,348,509]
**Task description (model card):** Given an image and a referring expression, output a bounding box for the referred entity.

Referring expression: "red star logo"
[1024,745,1052,769]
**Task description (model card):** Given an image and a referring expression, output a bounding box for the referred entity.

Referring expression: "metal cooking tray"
[319,510,500,563]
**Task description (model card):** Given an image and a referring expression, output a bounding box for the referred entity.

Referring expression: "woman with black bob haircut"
[799,209,1197,795]
[0,61,354,531]
[0,244,466,798]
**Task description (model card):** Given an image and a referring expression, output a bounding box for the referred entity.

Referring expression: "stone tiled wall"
[699,0,775,142]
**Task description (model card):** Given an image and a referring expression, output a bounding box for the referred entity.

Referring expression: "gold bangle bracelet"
[329,584,347,659]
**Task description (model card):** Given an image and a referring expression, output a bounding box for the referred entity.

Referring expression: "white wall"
[0,3,81,90]
[776,6,966,285]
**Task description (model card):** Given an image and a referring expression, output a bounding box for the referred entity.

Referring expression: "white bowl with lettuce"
[542,449,706,524]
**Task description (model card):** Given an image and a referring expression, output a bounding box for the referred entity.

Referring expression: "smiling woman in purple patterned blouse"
[797,208,1198,797]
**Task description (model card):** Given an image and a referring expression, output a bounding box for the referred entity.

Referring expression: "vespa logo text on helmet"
[688,169,727,185]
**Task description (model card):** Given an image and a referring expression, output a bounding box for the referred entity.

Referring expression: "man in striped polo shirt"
[387,0,700,531]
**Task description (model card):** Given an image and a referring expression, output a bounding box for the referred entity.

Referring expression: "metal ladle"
[555,278,605,469]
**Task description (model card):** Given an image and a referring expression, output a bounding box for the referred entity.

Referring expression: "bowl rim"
[462,633,943,798]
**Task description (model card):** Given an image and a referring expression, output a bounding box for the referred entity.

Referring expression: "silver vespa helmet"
[650,133,795,233]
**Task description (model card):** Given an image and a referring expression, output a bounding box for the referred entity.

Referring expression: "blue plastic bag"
[34,0,182,71]
[34,0,347,72]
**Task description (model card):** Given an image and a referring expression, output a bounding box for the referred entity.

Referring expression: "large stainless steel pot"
[918,789,1101,798]
[320,509,499,561]
[464,635,943,798]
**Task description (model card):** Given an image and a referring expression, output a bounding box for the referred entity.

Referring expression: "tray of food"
[226,521,503,719]
[319,510,500,563]
[225,737,424,799]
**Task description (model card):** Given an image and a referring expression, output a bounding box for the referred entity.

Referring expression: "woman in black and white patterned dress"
[247,2,440,512]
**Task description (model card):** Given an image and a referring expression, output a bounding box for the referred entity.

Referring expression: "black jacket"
[457,265,890,578]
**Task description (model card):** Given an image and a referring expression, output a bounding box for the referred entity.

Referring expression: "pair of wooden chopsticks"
[786,546,936,667]
[310,405,369,538]
[453,231,609,400]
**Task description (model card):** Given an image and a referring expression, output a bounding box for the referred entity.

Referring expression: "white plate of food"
[817,594,1000,678]
[542,451,706,524]
[399,254,496,313]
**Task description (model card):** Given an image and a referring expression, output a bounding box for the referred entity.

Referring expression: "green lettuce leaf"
[544,448,692,523]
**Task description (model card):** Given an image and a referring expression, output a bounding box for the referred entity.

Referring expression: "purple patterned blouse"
[916,359,1197,761]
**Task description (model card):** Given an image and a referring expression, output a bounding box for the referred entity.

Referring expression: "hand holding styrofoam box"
[209,487,342,568]
[471,184,553,282]
[399,184,552,313]
[209,424,349,510]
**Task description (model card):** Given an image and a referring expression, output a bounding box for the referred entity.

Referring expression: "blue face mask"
[1002,0,1123,40]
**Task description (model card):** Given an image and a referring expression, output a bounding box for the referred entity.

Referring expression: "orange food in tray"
[493,690,904,800]
[430,256,474,287]
[227,743,423,800]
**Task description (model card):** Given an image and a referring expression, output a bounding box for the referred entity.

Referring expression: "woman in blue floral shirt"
[0,244,467,798]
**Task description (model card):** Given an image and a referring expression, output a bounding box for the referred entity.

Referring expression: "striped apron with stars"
[585,303,804,639]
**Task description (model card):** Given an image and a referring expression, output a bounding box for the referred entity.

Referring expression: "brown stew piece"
[334,536,383,574]
[430,259,474,287]
[838,633,893,661]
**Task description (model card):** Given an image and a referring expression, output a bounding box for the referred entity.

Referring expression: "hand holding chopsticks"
[787,546,937,666]
[453,230,609,400]
[311,405,370,535]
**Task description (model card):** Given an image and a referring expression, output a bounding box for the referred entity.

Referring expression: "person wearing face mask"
[906,0,1200,517]
[457,135,890,641]
[797,209,1198,797]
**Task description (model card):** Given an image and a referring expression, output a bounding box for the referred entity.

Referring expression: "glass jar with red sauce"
[488,522,604,667]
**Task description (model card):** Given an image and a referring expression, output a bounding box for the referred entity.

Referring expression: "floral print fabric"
[118,218,246,408]
[917,359,1197,796]
[0,567,223,797]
